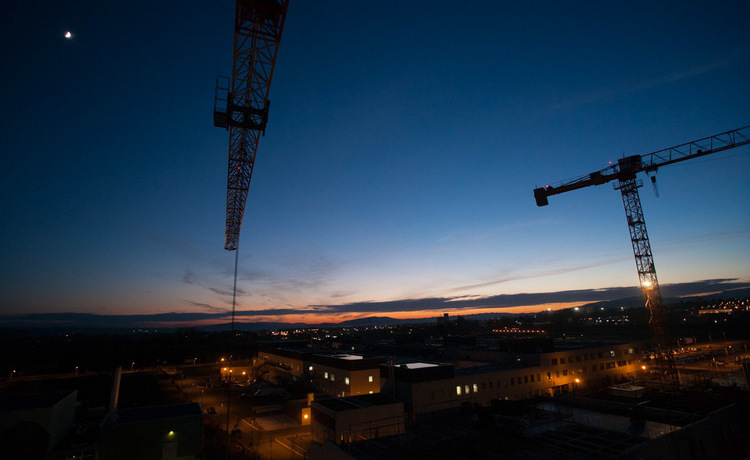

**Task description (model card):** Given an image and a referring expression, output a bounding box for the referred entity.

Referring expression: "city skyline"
[2,1,749,326]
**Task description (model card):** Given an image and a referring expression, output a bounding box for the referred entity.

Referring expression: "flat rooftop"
[0,389,75,411]
[330,354,364,361]
[399,362,439,369]
[114,402,203,424]
[314,393,400,412]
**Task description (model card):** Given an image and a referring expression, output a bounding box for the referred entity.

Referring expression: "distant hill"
[2,281,747,332]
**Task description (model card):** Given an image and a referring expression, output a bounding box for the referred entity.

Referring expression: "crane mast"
[534,126,750,381]
[214,0,289,251]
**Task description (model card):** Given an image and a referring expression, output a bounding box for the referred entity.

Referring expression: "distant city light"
[64,31,72,39]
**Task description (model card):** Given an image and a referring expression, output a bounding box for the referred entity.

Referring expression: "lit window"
[331,373,335,382]
[345,377,350,385]
[464,385,470,394]
[324,372,328,379]
[472,383,478,393]
[610,350,616,357]
[309,366,313,371]
[456,386,462,395]
[368,375,373,382]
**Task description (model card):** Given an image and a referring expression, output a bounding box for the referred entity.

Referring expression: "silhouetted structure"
[534,126,750,380]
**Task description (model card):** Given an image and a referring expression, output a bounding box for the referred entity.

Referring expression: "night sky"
[2,1,749,326]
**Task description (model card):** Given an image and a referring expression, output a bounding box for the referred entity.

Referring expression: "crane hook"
[650,174,659,198]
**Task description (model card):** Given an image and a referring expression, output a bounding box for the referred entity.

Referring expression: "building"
[255,347,383,398]
[98,402,204,460]
[0,389,77,456]
[310,354,383,398]
[256,347,312,385]
[311,393,405,453]
[382,342,643,419]
[313,387,749,460]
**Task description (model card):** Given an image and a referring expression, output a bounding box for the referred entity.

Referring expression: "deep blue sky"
[1,1,749,325]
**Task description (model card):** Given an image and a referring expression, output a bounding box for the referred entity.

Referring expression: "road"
[174,369,310,459]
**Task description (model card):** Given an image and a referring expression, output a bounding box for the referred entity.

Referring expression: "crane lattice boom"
[534,126,750,206]
[214,0,289,251]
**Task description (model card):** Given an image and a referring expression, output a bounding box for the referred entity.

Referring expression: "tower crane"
[533,126,750,380]
[214,0,289,251]
[212,2,289,452]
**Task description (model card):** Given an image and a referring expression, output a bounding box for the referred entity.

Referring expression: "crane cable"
[225,247,239,459]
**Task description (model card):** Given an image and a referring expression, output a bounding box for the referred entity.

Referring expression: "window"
[473,383,478,393]
[546,372,551,380]
[331,373,335,381]
[575,355,581,362]
[309,366,313,371]
[368,375,373,383]
[560,358,565,364]
[524,376,528,383]
[600,363,605,370]
[369,390,374,394]
[562,370,568,376]
[556,371,560,378]
[610,350,616,357]
[456,386,462,395]
[551,358,558,365]
[530,374,534,382]
[465,385,470,394]
[510,378,515,386]
[345,377,350,385]
[324,372,328,379]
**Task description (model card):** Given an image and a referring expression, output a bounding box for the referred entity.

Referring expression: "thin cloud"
[186,301,229,314]
[182,269,248,298]
[450,257,629,292]
[539,56,740,115]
